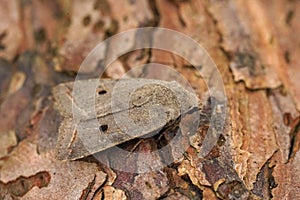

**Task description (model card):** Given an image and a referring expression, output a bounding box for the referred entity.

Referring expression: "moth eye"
[99,124,108,132]
[98,90,107,95]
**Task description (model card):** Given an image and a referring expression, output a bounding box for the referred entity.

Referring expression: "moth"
[52,79,199,160]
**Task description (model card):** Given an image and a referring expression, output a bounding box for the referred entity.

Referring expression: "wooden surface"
[0,0,299,199]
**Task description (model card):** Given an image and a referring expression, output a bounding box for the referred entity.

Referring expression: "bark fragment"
[0,140,107,199]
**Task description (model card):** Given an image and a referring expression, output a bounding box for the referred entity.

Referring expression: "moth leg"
[125,139,145,158]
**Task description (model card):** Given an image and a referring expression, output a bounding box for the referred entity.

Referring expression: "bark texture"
[0,0,299,199]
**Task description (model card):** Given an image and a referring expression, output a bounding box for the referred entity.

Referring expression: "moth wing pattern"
[53,79,199,160]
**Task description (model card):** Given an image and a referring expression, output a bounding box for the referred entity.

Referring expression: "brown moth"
[52,79,198,160]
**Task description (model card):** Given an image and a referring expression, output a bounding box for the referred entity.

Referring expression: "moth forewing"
[52,79,198,160]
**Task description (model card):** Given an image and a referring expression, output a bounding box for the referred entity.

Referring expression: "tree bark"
[0,0,299,199]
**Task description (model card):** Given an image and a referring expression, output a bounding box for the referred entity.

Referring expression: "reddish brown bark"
[0,0,299,199]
